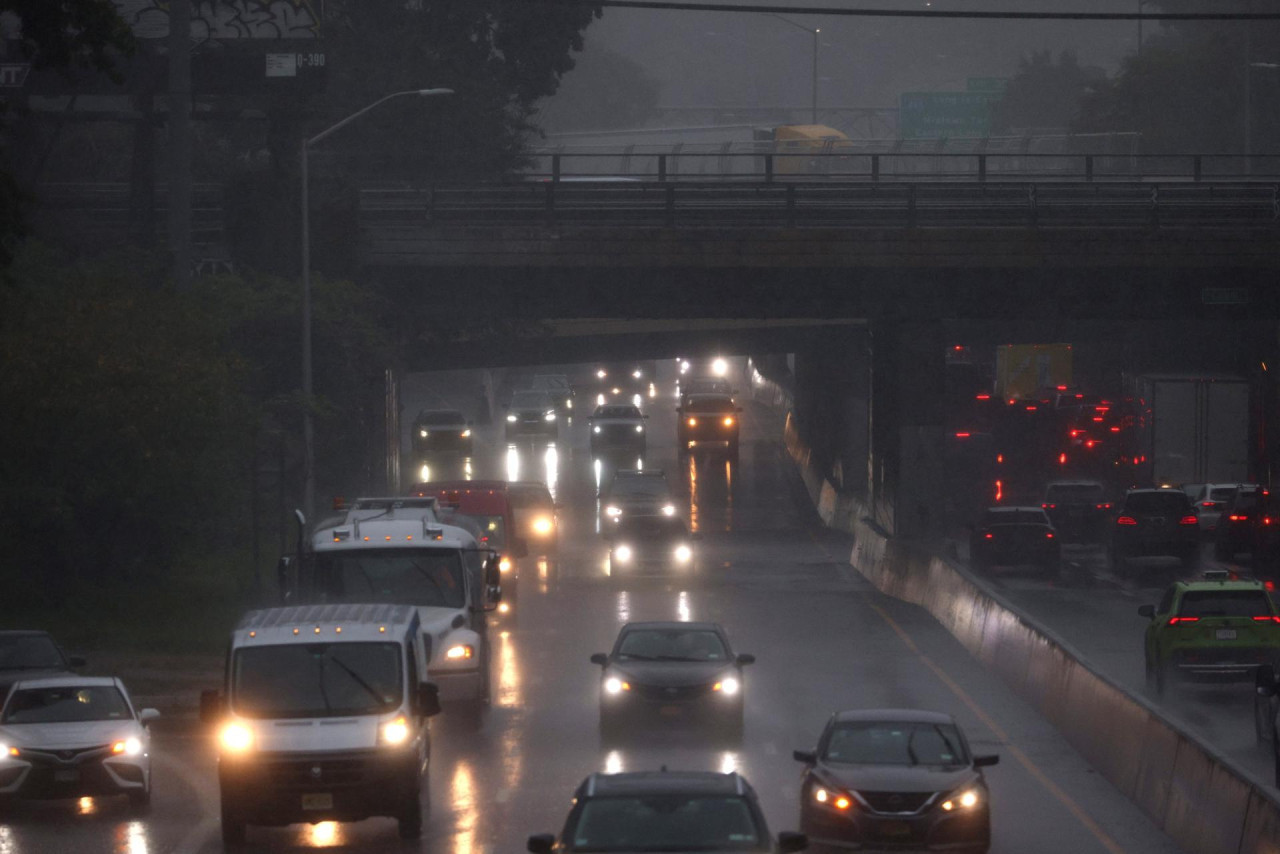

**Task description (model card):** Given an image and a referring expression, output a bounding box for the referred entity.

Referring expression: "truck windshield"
[315,549,467,609]
[232,642,402,719]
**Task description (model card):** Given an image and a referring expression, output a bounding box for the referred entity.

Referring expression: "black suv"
[1040,480,1113,542]
[527,771,806,854]
[1214,484,1268,561]
[969,507,1060,575]
[1110,489,1200,571]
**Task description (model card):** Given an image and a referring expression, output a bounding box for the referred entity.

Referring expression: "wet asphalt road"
[0,362,1186,854]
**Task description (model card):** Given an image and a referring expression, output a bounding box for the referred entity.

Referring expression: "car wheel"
[220,801,248,849]
[128,772,152,811]
[397,775,424,840]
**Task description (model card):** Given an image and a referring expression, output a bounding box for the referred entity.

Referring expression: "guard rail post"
[658,154,667,183]
[1085,155,1094,182]
[551,154,561,183]
[871,154,880,182]
[978,154,987,183]
[1193,155,1202,183]
[765,154,774,183]
[665,184,676,228]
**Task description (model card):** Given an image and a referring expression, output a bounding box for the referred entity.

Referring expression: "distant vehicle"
[505,391,559,441]
[409,481,527,589]
[1214,484,1267,561]
[592,362,654,405]
[200,604,442,844]
[994,344,1072,402]
[530,374,575,414]
[607,515,696,580]
[0,631,85,703]
[968,507,1060,575]
[1187,483,1240,533]
[0,676,158,809]
[1138,572,1280,695]
[526,770,806,854]
[410,409,473,457]
[1126,373,1251,488]
[601,469,676,522]
[590,403,648,455]
[1040,481,1112,542]
[678,393,742,458]
[793,709,998,853]
[507,481,559,556]
[1110,488,1200,572]
[678,357,735,380]
[590,622,754,741]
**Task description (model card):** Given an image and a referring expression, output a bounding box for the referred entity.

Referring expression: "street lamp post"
[300,88,454,523]
[769,14,821,124]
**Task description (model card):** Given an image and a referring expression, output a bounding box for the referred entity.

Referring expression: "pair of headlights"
[419,429,471,438]
[604,675,738,695]
[612,544,692,563]
[219,715,416,754]
[812,786,981,813]
[0,739,142,758]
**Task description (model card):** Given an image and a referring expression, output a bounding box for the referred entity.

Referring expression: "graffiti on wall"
[115,0,321,42]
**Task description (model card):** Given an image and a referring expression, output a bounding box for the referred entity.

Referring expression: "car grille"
[263,755,374,790]
[19,745,111,765]
[858,791,936,815]
[599,425,639,440]
[631,682,715,702]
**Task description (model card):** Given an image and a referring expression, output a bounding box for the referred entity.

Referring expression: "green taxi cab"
[1138,571,1280,696]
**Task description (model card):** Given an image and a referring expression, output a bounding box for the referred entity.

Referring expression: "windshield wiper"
[652,655,709,662]
[905,730,920,766]
[327,654,388,708]
[407,561,454,605]
[933,726,961,763]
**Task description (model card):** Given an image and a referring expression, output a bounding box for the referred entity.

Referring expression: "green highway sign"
[967,77,1009,93]
[899,91,1002,139]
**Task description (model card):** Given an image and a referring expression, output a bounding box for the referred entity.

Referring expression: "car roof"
[1126,488,1188,496]
[621,620,722,633]
[9,675,122,691]
[685,393,734,404]
[1175,573,1269,593]
[1044,480,1105,489]
[415,409,465,419]
[579,771,750,798]
[831,708,957,725]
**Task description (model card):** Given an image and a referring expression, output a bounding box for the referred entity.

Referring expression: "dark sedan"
[528,770,807,854]
[794,709,998,854]
[591,621,753,742]
[1110,488,1200,572]
[968,507,1060,575]
[0,631,85,704]
[410,409,473,457]
[607,515,696,580]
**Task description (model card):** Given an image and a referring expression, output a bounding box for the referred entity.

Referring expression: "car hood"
[418,606,471,646]
[818,762,979,795]
[611,661,735,686]
[596,417,644,427]
[0,720,141,749]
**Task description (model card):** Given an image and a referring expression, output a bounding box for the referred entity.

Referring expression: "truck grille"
[263,756,372,790]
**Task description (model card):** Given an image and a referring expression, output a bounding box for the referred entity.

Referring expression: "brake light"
[1253,616,1280,623]
[1180,515,1198,526]
[1229,514,1249,522]
[1059,453,1067,465]
[1117,516,1138,526]
[1045,532,1055,539]
[955,432,971,438]
[1042,503,1055,509]
[1167,616,1200,625]
[995,480,1003,502]
[1202,501,1218,508]
[1266,517,1275,526]
[1084,440,1098,449]
[1026,405,1038,411]
[1069,429,1083,438]
[1110,426,1121,432]
[1267,580,1277,592]
[983,532,994,539]
[975,393,991,400]
[1056,385,1067,391]
[1096,503,1113,510]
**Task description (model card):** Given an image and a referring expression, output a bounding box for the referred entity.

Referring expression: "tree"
[989,51,1103,136]
[0,0,135,79]
[536,46,663,133]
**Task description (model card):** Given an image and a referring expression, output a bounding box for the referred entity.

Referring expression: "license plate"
[879,821,911,838]
[53,770,79,783]
[302,793,334,811]
[1217,629,1238,640]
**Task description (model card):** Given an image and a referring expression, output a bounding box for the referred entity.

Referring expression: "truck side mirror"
[528,834,555,854]
[417,682,442,718]
[590,653,609,666]
[1137,604,1155,619]
[199,689,225,725]
[1257,664,1277,697]
[777,831,808,853]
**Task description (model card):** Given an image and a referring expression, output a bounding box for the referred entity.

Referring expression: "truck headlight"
[605,505,622,517]
[111,737,143,757]
[597,369,607,379]
[499,557,512,573]
[632,370,642,379]
[714,677,740,696]
[940,789,981,811]
[419,429,428,438]
[506,414,517,423]
[380,716,410,746]
[713,358,728,376]
[675,544,692,563]
[445,644,475,660]
[614,544,633,562]
[635,425,644,433]
[218,722,254,754]
[662,504,676,516]
[545,411,557,422]
[604,676,630,695]
[533,516,554,535]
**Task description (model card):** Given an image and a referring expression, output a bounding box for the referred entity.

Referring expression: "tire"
[128,773,152,811]
[397,776,423,840]
[220,801,248,849]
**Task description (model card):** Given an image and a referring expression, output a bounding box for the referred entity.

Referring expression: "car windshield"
[232,643,402,719]
[1209,487,1239,502]
[3,686,132,724]
[511,392,550,409]
[596,406,641,419]
[1125,492,1190,513]
[616,517,687,540]
[686,380,731,395]
[687,398,734,413]
[533,376,570,390]
[418,411,465,426]
[315,548,467,609]
[0,635,65,670]
[1045,484,1104,502]
[617,629,727,662]
[610,478,669,498]
[1178,591,1273,619]
[570,795,763,852]
[824,721,968,767]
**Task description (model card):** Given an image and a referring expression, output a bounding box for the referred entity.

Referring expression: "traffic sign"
[899,91,1001,139]
[0,64,31,88]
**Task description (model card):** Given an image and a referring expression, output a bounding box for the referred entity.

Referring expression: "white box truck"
[1129,373,1252,487]
[199,603,441,846]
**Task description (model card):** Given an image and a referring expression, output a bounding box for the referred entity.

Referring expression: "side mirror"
[590,653,609,666]
[528,833,556,854]
[67,655,87,668]
[792,749,817,764]
[512,538,530,559]
[777,831,809,853]
[417,682,442,718]
[1137,604,1155,619]
[199,689,224,725]
[1257,664,1277,697]
[485,554,502,588]
[736,653,756,666]
[139,708,161,724]
[973,754,1000,767]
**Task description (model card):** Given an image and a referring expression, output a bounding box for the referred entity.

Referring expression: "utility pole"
[167,0,192,291]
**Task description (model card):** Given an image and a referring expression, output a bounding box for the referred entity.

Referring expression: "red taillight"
[1045,532,1055,539]
[1168,616,1200,625]
[1202,501,1218,509]
[1092,416,1104,422]
[955,432,971,438]
[1253,616,1280,623]
[1180,515,1198,526]
[1229,514,1249,522]
[995,480,1003,502]
[1097,503,1113,510]
[1084,440,1099,449]
[1267,580,1277,592]
[1117,516,1138,526]
[1110,426,1121,432]
[1069,429,1084,438]
[975,393,991,400]
[1266,517,1275,526]
[983,532,994,539]
[1058,453,1067,465]
[1056,385,1067,391]
[1043,503,1055,509]
[1025,405,1038,411]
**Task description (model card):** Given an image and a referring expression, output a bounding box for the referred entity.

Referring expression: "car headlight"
[635,424,644,433]
[218,722,254,754]
[419,429,428,438]
[680,360,690,373]
[446,644,475,660]
[593,425,602,434]
[499,557,512,573]
[605,505,622,517]
[545,411,557,422]
[940,788,981,811]
[380,716,410,746]
[604,676,631,695]
[662,504,676,516]
[461,429,471,438]
[675,544,692,562]
[567,399,573,409]
[632,370,642,379]
[714,676,740,696]
[0,742,14,758]
[597,369,607,379]
[533,516,554,535]
[813,786,853,811]
[723,416,735,427]
[614,544,633,562]
[506,414,517,423]
[713,358,728,376]
[688,417,698,427]
[111,737,143,757]
[612,387,621,395]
